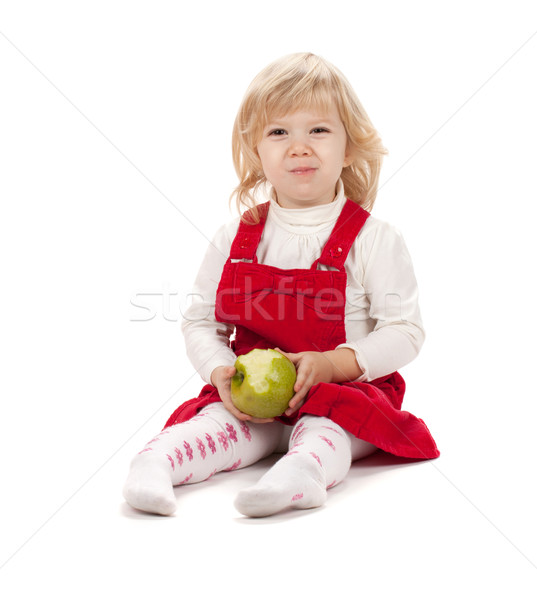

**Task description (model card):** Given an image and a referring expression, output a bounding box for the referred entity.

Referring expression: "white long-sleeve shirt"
[182,181,425,384]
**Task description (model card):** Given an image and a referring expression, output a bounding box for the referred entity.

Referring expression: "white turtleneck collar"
[266,179,347,234]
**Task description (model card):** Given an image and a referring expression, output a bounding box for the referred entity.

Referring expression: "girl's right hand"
[210,365,274,424]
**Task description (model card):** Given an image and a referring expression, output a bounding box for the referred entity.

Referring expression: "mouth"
[290,167,317,175]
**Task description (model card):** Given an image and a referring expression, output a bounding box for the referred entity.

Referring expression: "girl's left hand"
[275,349,334,417]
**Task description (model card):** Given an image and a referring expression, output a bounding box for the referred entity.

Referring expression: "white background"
[1,1,536,597]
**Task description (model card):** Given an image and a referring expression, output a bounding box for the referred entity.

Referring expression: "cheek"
[257,147,277,176]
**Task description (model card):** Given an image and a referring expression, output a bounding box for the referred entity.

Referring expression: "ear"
[343,151,354,168]
[342,142,356,168]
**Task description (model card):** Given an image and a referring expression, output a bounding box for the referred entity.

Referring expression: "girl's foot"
[123,458,176,516]
[234,454,327,517]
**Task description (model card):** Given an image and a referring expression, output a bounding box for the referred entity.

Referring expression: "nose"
[287,136,312,157]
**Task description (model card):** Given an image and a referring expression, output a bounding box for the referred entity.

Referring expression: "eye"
[268,129,287,136]
[311,127,329,134]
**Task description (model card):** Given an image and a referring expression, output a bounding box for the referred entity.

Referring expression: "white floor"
[1,398,536,599]
[1,2,537,598]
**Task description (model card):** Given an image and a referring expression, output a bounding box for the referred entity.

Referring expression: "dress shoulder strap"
[313,199,370,270]
[228,201,270,261]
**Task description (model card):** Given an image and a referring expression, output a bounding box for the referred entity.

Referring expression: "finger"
[274,348,293,360]
[249,416,275,424]
[293,367,310,393]
[275,348,302,364]
[228,401,251,421]
[227,404,252,421]
[286,367,315,413]
[221,393,251,422]
[286,388,307,412]
[224,388,274,422]
[284,398,304,416]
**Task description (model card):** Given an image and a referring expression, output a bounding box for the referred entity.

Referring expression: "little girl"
[123,52,440,517]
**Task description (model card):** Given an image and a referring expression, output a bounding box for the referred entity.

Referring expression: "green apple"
[230,349,297,418]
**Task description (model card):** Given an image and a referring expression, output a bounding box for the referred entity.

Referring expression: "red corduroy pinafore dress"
[164,200,439,459]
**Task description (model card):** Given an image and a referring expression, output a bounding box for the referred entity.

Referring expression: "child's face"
[256,104,352,209]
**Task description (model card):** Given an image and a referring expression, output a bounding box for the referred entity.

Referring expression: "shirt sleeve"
[337,219,426,381]
[181,221,239,383]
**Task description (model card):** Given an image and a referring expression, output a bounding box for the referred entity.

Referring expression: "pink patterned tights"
[123,403,376,517]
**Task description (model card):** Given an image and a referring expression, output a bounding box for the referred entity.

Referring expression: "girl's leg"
[234,414,376,517]
[123,403,285,515]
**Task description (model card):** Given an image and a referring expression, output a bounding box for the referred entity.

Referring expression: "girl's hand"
[275,349,335,417]
[210,365,275,424]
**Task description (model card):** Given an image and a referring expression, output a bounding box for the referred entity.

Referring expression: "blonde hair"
[231,52,387,222]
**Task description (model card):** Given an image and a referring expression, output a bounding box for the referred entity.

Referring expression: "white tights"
[123,403,376,517]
